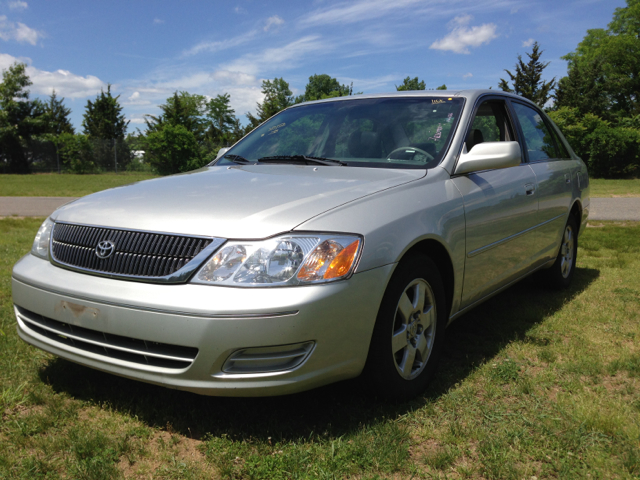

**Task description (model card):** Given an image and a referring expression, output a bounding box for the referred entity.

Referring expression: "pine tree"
[44,90,74,135]
[499,42,556,107]
[82,84,128,139]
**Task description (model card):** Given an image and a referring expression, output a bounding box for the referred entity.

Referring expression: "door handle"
[525,183,535,196]
[565,173,571,184]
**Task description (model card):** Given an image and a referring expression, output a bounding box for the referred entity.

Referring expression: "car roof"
[289,89,536,109]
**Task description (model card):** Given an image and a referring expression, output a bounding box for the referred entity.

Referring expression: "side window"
[466,100,515,152]
[512,103,560,162]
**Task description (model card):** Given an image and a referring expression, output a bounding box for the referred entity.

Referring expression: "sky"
[0,0,626,132]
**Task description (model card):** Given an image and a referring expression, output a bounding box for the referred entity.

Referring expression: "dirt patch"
[2,403,46,420]
[118,429,216,479]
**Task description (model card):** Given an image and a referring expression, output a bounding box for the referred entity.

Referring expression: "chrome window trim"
[49,221,227,284]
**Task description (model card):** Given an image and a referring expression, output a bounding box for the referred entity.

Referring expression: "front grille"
[16,306,198,369]
[52,223,213,279]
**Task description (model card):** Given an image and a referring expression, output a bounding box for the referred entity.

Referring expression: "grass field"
[0,173,159,197]
[1,219,640,479]
[589,178,640,198]
[0,173,639,198]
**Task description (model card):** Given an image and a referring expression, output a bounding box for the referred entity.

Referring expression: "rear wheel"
[543,214,578,289]
[364,253,447,400]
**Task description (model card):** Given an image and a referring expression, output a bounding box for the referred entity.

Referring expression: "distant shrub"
[549,107,640,178]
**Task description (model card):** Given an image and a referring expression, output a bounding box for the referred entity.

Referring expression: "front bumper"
[12,254,393,396]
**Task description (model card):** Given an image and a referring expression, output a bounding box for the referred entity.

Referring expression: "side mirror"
[455,141,522,175]
[215,147,230,160]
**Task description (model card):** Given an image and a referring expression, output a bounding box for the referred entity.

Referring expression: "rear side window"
[512,102,560,161]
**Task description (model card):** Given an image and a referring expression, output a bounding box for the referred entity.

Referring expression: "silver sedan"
[12,90,589,400]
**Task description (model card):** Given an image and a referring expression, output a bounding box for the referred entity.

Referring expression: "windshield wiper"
[257,155,346,166]
[223,154,252,165]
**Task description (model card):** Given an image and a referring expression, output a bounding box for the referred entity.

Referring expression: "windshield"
[215,96,464,169]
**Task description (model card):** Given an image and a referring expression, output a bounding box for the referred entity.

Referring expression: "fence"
[0,138,149,174]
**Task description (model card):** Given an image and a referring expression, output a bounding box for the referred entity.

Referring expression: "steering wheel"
[386,146,434,163]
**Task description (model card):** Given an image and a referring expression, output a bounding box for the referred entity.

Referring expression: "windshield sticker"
[431,99,446,104]
[267,122,286,136]
[429,123,443,142]
[446,112,453,123]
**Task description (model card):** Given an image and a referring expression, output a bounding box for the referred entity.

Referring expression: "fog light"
[222,341,315,374]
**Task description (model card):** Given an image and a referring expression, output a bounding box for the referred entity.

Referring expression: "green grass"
[590,178,640,197]
[1,219,639,478]
[0,173,159,197]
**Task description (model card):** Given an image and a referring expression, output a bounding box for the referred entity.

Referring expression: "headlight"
[192,234,362,286]
[31,217,54,260]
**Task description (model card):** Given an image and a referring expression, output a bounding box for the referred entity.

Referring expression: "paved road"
[1,196,639,220]
[0,197,79,217]
[588,198,640,221]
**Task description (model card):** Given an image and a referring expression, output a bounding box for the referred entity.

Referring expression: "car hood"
[53,165,425,238]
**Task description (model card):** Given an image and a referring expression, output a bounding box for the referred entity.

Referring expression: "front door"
[451,98,539,308]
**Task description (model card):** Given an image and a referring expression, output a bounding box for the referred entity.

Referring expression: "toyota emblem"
[95,240,116,259]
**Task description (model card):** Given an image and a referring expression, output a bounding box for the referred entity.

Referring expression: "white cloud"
[0,15,42,45]
[153,18,164,25]
[183,30,258,56]
[463,72,473,79]
[8,1,28,10]
[234,6,247,14]
[430,15,497,54]
[222,35,326,76]
[522,38,534,47]
[211,70,257,86]
[0,53,106,98]
[299,0,424,27]
[124,91,152,105]
[128,116,147,125]
[264,15,284,32]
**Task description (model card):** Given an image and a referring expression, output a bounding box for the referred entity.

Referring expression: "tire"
[363,253,447,401]
[543,214,578,289]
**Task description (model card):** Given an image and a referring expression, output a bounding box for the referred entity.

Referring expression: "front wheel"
[363,253,447,400]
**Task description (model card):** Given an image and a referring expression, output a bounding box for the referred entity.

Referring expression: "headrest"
[348,131,380,158]
[466,129,484,151]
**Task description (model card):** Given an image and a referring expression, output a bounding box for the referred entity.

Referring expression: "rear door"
[451,97,539,308]
[510,101,575,263]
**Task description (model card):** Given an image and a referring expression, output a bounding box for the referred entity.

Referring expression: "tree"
[554,57,610,119]
[0,62,46,173]
[395,78,446,91]
[206,93,240,145]
[246,78,293,128]
[549,107,640,178]
[396,77,426,91]
[58,133,95,173]
[146,91,207,141]
[299,74,353,102]
[43,90,74,135]
[560,0,640,118]
[499,42,556,107]
[82,84,128,139]
[145,124,202,175]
